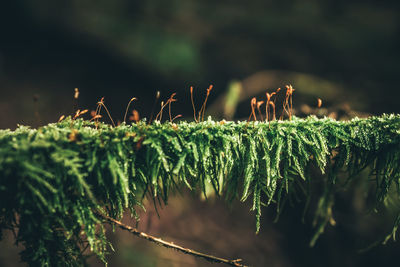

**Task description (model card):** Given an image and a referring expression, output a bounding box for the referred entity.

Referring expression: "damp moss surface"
[1,114,400,266]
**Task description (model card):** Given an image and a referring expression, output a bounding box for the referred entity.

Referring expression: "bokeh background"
[1,1,400,266]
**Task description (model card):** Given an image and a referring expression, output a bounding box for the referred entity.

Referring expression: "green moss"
[1,115,400,266]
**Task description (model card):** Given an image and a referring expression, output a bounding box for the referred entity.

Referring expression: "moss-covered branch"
[1,115,400,266]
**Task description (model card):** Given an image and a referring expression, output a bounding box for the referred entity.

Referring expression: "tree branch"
[96,212,248,267]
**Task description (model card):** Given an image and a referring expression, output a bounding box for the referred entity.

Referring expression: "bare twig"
[97,213,247,267]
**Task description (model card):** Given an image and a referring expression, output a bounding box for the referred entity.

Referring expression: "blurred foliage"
[20,0,399,82]
[2,1,399,109]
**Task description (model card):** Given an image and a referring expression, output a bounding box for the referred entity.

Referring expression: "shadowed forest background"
[1,1,400,266]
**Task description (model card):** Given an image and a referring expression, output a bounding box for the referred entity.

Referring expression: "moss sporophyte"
[1,85,400,266]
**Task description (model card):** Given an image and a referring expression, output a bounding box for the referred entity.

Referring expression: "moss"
[1,114,400,266]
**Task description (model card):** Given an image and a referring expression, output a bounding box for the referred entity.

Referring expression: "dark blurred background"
[1,1,400,266]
